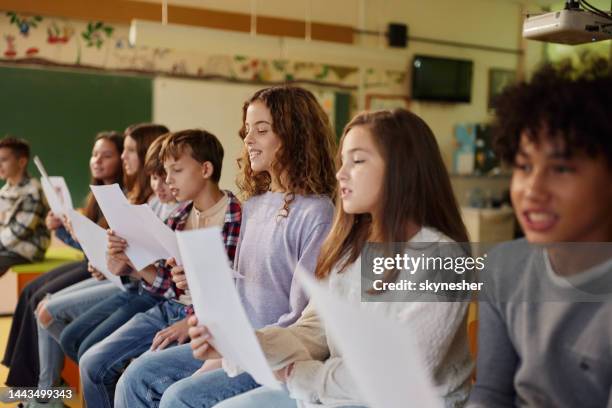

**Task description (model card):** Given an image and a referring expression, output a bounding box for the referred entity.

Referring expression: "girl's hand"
[192,359,222,376]
[61,215,78,242]
[87,262,107,281]
[150,317,190,351]
[167,257,188,291]
[45,211,63,230]
[274,363,295,383]
[187,315,221,361]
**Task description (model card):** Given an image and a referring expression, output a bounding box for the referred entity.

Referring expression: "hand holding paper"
[299,271,443,408]
[168,258,188,291]
[187,316,222,360]
[90,184,177,270]
[176,227,281,390]
[66,209,125,291]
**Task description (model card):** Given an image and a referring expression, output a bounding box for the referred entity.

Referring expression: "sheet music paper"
[299,271,443,408]
[90,184,163,270]
[33,156,69,215]
[177,227,281,390]
[66,209,125,291]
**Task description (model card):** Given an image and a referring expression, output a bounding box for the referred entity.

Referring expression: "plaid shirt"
[141,190,242,313]
[0,176,50,261]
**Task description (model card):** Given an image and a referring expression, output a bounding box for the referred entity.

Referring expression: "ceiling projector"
[523,8,612,44]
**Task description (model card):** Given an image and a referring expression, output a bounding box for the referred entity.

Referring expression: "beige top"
[224,227,474,408]
[177,192,228,305]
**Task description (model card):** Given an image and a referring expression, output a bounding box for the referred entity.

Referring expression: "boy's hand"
[87,262,107,281]
[106,230,135,275]
[150,317,190,351]
[107,230,128,258]
[45,211,63,230]
[167,257,189,291]
[187,315,221,361]
[107,257,133,276]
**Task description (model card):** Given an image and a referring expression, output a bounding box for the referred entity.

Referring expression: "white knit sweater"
[228,227,474,407]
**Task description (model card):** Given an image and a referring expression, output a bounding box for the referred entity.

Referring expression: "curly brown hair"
[493,56,612,166]
[236,86,337,215]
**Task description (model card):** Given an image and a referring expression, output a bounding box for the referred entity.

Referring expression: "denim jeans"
[59,286,162,362]
[37,278,119,388]
[115,343,259,408]
[215,386,369,408]
[79,300,186,408]
[214,386,297,408]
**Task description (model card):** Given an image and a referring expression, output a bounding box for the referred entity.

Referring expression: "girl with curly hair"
[115,85,336,408]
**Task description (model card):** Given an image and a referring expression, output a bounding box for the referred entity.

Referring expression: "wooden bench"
[11,245,85,392]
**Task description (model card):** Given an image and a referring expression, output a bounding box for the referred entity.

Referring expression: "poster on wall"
[365,94,410,111]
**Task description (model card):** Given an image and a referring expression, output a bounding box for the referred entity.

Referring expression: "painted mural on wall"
[0,11,408,94]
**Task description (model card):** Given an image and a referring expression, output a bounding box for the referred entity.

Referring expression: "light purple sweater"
[234,192,334,330]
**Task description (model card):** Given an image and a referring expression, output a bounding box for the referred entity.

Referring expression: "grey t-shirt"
[234,192,334,330]
[468,239,612,407]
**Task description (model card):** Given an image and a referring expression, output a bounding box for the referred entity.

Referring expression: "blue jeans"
[215,386,368,408]
[214,386,297,408]
[79,300,186,408]
[115,343,259,408]
[37,278,119,388]
[59,286,162,362]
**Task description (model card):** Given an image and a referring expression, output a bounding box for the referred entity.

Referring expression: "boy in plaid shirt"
[79,129,242,408]
[0,137,50,276]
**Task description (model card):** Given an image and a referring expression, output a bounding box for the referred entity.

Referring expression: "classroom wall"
[133,0,548,167]
[153,78,261,191]
[1,0,551,199]
[153,78,347,192]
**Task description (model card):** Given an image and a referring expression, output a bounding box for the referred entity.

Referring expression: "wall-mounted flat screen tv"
[411,55,473,103]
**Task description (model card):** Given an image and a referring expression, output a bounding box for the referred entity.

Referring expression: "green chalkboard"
[0,65,152,205]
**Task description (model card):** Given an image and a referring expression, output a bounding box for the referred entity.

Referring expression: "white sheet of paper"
[299,271,443,408]
[176,227,281,390]
[33,157,73,216]
[90,184,162,270]
[49,176,73,211]
[66,210,125,291]
[33,156,50,180]
[40,177,65,215]
[34,156,64,215]
[131,204,181,264]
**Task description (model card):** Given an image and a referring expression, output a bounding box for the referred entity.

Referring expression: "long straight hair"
[124,123,169,204]
[83,131,124,228]
[316,109,468,279]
